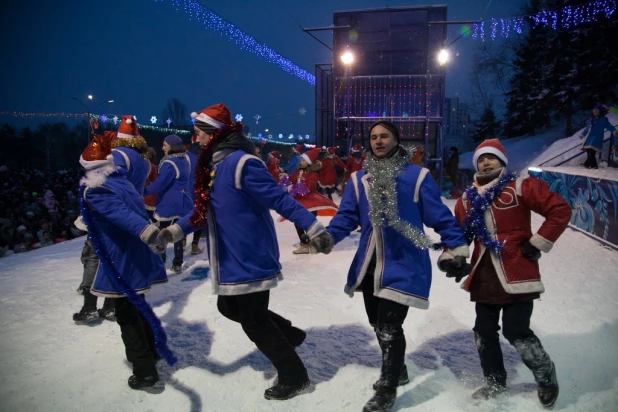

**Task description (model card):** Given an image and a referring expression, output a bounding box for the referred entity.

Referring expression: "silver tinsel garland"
[364,154,438,250]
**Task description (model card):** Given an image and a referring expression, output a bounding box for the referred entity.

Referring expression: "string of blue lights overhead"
[153,0,315,86]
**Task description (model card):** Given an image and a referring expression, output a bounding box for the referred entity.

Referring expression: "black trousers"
[473,301,551,384]
[192,227,204,246]
[217,291,306,377]
[295,211,318,244]
[584,148,598,168]
[115,296,157,377]
[361,256,409,388]
[158,219,183,265]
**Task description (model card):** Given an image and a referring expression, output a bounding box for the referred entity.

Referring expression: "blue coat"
[82,169,167,298]
[582,116,617,151]
[177,150,318,296]
[112,147,150,195]
[143,152,193,221]
[327,165,467,309]
[283,154,300,175]
[185,151,198,201]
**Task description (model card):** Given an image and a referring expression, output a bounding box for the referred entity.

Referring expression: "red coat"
[266,157,280,182]
[454,171,571,295]
[143,163,158,211]
[319,155,345,188]
[290,162,338,216]
[345,155,364,180]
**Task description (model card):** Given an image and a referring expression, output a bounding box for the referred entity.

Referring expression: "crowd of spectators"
[0,166,85,257]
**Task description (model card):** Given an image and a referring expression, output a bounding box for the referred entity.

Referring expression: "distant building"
[444,97,471,138]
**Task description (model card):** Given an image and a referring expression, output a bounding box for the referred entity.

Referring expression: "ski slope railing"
[538,123,617,167]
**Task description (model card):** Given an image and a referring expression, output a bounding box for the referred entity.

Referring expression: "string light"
[471,0,616,40]
[153,0,315,85]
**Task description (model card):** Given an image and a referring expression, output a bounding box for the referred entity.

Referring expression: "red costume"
[319,147,345,188]
[290,148,338,216]
[266,151,281,182]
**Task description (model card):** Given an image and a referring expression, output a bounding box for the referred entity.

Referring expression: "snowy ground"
[1,200,617,412]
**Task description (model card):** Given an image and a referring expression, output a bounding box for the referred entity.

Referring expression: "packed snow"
[1,199,617,411]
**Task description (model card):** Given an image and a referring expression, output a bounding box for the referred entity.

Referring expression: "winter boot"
[373,364,409,390]
[128,372,159,390]
[99,298,116,322]
[537,362,559,408]
[73,287,99,323]
[471,376,507,400]
[293,244,311,254]
[268,311,306,347]
[191,244,202,255]
[362,387,397,412]
[172,263,183,274]
[511,335,558,408]
[264,369,310,400]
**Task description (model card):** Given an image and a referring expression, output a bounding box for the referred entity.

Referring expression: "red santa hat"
[268,151,280,158]
[351,144,363,153]
[117,115,139,139]
[293,144,304,154]
[327,147,337,155]
[80,131,117,170]
[191,103,232,130]
[472,138,508,171]
[301,148,321,165]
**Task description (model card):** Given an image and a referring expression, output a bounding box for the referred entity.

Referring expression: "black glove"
[521,241,541,261]
[310,231,334,254]
[439,256,472,283]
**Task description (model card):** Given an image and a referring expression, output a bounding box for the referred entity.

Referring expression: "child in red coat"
[318,147,345,200]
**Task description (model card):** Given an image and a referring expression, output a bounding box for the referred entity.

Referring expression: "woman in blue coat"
[143,134,193,273]
[580,104,618,169]
[326,121,470,412]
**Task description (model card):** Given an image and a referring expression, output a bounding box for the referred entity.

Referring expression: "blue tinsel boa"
[463,171,517,254]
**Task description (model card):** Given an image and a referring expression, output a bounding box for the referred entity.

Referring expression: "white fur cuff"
[140,224,159,244]
[437,244,470,272]
[529,234,553,253]
[168,224,185,243]
[306,221,325,239]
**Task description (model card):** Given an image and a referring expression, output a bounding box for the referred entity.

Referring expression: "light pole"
[72,96,113,145]
[340,50,354,155]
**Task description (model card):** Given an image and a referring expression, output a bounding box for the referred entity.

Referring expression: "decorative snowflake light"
[278,134,283,138]
[150,116,157,124]
[100,115,108,123]
[112,116,119,125]
[288,134,294,140]
[299,107,307,116]
[254,114,261,124]
[235,114,243,122]
[166,118,172,128]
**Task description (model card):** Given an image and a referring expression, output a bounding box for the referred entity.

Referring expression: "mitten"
[521,241,541,261]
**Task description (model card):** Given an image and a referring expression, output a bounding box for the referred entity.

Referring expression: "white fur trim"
[167,224,184,243]
[351,172,360,203]
[117,132,136,138]
[194,113,224,129]
[139,224,158,244]
[437,244,470,271]
[73,216,88,232]
[301,152,313,165]
[306,221,325,239]
[161,160,180,179]
[112,148,131,170]
[414,168,430,203]
[234,154,260,189]
[473,147,508,171]
[344,230,377,297]
[154,211,184,222]
[515,176,526,196]
[79,156,118,188]
[529,233,554,253]
[126,118,132,124]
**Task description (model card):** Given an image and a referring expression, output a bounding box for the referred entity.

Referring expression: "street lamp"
[437,49,450,65]
[72,95,113,144]
[340,49,354,154]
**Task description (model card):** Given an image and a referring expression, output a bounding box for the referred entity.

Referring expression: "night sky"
[1,0,521,135]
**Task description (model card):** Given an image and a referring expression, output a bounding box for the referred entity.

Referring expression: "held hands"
[439,256,473,283]
[306,221,334,254]
[521,241,542,261]
[140,224,162,254]
[156,224,184,253]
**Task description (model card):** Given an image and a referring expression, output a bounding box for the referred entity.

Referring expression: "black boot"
[73,288,99,322]
[128,372,159,389]
[268,311,306,347]
[363,387,397,412]
[511,335,558,408]
[373,364,409,390]
[472,375,507,400]
[264,369,310,400]
[99,298,116,321]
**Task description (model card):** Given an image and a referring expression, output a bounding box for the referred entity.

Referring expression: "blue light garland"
[463,172,517,254]
[471,0,616,40]
[154,0,315,86]
[79,181,178,366]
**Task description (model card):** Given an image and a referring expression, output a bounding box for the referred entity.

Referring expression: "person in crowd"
[266,151,282,182]
[453,138,570,408]
[580,104,618,169]
[143,147,158,223]
[185,140,203,255]
[318,147,346,200]
[282,144,304,175]
[445,146,460,188]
